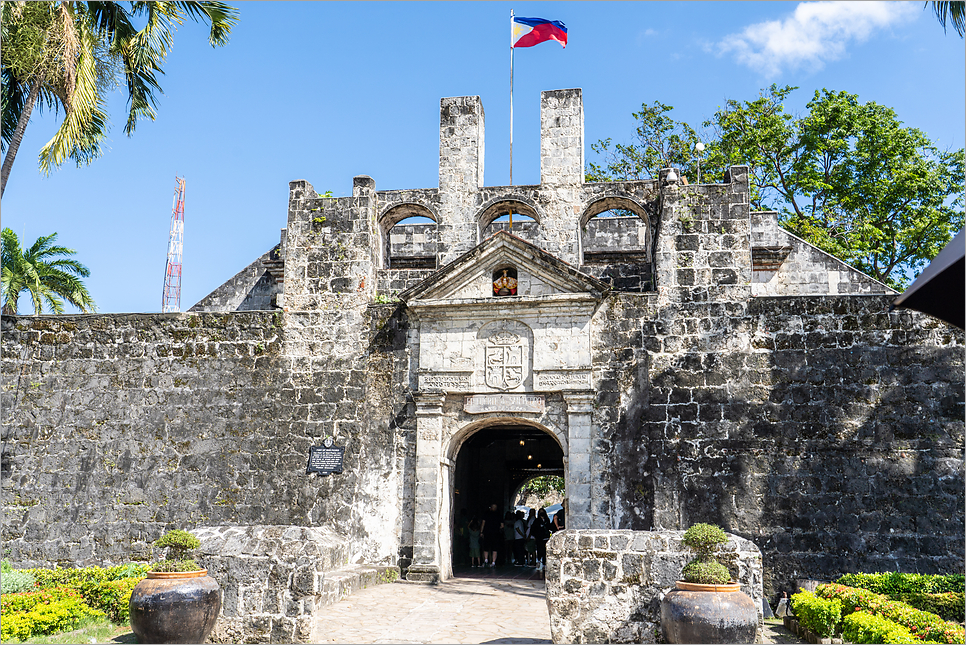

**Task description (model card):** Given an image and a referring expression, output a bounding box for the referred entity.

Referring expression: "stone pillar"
[538,88,584,266]
[438,96,485,265]
[541,89,584,186]
[408,391,446,583]
[563,390,595,529]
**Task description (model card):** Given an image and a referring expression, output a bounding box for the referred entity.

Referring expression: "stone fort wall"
[2,89,962,604]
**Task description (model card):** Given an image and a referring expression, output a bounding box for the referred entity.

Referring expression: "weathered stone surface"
[1,89,962,636]
[545,529,763,644]
[195,525,398,644]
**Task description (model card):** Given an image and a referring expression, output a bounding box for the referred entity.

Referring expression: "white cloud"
[714,1,919,78]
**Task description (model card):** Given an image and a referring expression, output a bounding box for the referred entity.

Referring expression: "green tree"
[588,86,965,289]
[928,1,966,37]
[1,228,96,315]
[707,87,964,289]
[1,1,239,197]
[586,101,706,183]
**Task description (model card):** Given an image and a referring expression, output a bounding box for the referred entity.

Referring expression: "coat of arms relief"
[484,331,526,390]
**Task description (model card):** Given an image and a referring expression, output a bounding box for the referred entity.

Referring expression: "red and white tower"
[161,177,186,313]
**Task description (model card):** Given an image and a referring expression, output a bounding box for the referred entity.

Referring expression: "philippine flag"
[511,16,568,48]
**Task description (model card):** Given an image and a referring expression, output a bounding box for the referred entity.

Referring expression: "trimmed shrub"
[791,589,842,638]
[835,572,965,596]
[843,611,918,645]
[899,592,966,623]
[1,568,36,594]
[818,583,965,644]
[681,560,731,585]
[680,523,731,584]
[1,587,82,614]
[0,595,104,641]
[24,562,150,590]
[79,577,142,623]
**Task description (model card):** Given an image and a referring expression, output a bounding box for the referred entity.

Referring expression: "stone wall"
[544,529,763,644]
[387,223,437,269]
[190,242,284,312]
[0,306,408,569]
[195,525,398,643]
[751,211,892,296]
[3,89,963,616]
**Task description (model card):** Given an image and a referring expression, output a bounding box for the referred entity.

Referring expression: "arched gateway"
[400,231,607,582]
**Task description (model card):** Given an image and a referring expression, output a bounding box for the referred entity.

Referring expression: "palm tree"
[1,228,96,315]
[0,1,239,196]
[928,1,966,37]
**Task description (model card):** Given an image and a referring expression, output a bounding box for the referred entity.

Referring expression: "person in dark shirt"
[533,507,553,571]
[480,503,503,568]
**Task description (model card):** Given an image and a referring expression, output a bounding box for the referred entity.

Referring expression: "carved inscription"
[465,394,546,414]
[419,373,471,390]
[485,331,525,390]
[535,371,590,389]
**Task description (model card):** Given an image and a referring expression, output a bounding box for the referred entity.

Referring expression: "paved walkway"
[311,575,552,644]
[310,565,804,644]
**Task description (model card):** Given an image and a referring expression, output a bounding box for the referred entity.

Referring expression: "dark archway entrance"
[450,425,564,574]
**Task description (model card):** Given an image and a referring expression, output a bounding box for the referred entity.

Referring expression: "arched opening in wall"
[380,204,438,269]
[449,423,564,577]
[579,197,653,291]
[479,200,540,243]
[512,474,565,515]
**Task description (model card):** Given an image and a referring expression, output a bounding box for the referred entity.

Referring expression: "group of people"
[459,501,566,572]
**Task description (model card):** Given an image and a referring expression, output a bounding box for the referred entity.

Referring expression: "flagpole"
[509,9,514,188]
[509,9,514,229]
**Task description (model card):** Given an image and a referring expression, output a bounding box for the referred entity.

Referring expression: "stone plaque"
[306,440,344,476]
[464,394,545,414]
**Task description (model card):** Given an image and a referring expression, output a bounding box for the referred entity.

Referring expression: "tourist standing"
[481,503,503,568]
[468,519,482,567]
[503,510,516,564]
[513,510,527,566]
[533,507,553,571]
[525,508,538,565]
[552,499,567,532]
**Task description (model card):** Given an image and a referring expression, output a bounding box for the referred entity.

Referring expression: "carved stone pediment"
[399,231,608,304]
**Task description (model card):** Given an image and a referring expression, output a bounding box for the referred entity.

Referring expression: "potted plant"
[660,523,758,644]
[129,530,221,644]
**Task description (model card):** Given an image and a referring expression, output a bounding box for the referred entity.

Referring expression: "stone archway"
[407,393,594,583]
[447,421,565,573]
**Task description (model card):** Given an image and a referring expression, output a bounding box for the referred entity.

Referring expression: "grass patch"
[10,617,135,644]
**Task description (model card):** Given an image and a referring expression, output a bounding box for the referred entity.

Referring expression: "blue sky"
[3,1,964,314]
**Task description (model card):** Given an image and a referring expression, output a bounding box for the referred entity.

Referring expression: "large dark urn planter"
[129,570,221,644]
[661,581,758,644]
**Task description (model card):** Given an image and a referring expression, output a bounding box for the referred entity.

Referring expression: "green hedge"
[22,562,149,589]
[0,595,104,642]
[835,572,965,596]
[1,587,82,614]
[842,611,918,644]
[791,589,842,638]
[0,563,148,641]
[78,577,142,623]
[898,592,965,623]
[817,583,965,644]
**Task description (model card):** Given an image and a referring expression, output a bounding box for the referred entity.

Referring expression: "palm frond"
[39,15,109,172]
[929,1,966,37]
[1,228,96,315]
[173,1,240,47]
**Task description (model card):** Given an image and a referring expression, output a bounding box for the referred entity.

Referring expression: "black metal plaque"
[306,445,344,476]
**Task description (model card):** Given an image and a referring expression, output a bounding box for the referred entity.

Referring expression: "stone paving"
[309,565,805,644]
[311,571,552,644]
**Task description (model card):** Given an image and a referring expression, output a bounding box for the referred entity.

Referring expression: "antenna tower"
[162,176,186,313]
